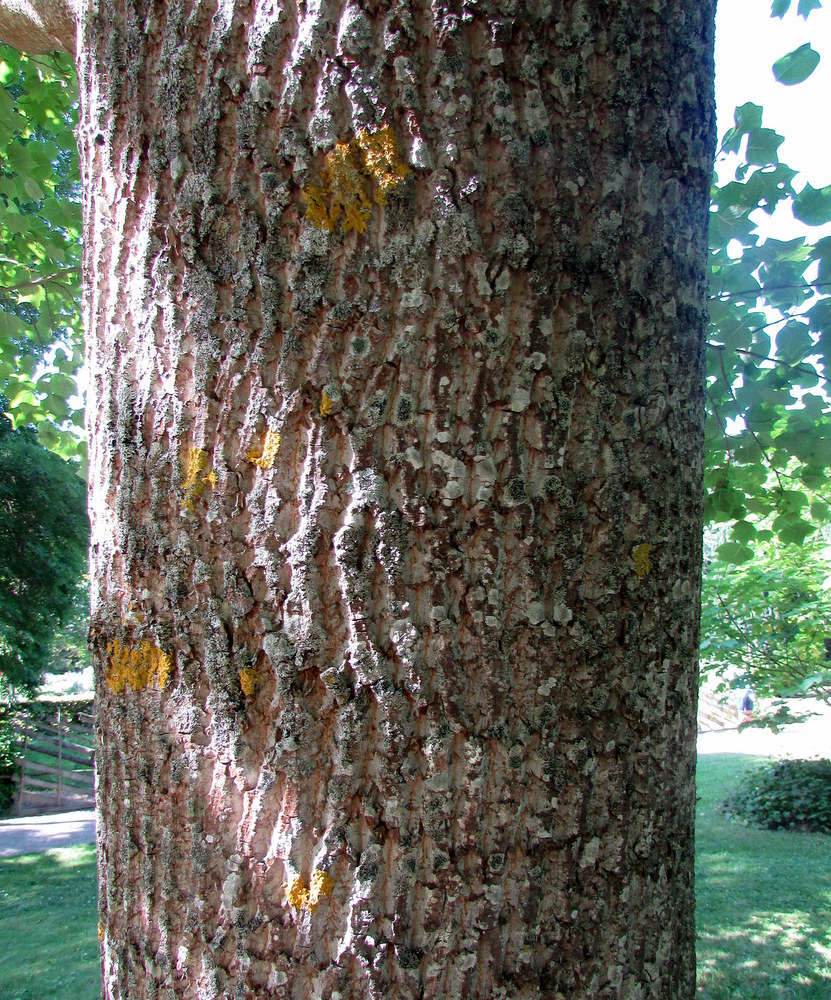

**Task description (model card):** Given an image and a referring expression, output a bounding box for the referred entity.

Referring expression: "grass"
[0,844,98,1000]
[696,753,831,998]
[0,757,829,997]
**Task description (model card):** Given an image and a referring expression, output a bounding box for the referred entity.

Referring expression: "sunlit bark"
[80,1,715,996]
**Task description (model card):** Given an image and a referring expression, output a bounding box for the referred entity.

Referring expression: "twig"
[708,280,831,301]
[705,342,823,382]
[0,267,79,293]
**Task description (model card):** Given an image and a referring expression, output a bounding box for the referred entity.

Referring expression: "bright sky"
[715,0,831,239]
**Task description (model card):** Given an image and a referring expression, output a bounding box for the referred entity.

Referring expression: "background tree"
[702,529,831,710]
[702,2,831,719]
[0,413,88,694]
[0,41,83,461]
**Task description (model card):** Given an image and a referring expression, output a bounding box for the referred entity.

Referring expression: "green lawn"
[0,757,829,997]
[0,844,99,1000]
[696,754,831,998]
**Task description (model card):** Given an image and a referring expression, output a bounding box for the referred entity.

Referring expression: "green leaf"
[35,422,60,449]
[771,0,791,16]
[808,297,831,335]
[810,500,829,521]
[772,43,821,85]
[22,175,45,200]
[775,320,813,362]
[716,541,755,565]
[721,103,763,154]
[812,235,831,265]
[797,0,822,16]
[730,520,759,545]
[746,128,785,165]
[773,514,816,544]
[793,183,831,227]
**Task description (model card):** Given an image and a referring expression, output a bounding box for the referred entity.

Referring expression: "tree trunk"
[80,2,714,996]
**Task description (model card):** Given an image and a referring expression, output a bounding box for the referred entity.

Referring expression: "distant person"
[738,687,754,724]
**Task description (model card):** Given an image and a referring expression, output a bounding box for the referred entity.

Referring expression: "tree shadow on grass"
[0,844,98,1000]
[696,754,831,999]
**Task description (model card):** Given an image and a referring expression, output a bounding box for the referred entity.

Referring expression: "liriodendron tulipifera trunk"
[77,1,714,996]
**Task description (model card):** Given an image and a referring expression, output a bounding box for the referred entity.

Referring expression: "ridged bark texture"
[80,2,715,997]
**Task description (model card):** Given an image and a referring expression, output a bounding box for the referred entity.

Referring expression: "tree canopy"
[0,45,82,462]
[0,416,88,693]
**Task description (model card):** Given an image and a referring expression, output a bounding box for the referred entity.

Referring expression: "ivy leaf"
[771,0,792,17]
[772,43,821,85]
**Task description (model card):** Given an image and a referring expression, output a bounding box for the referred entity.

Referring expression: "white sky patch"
[714,1,830,420]
[715,0,831,241]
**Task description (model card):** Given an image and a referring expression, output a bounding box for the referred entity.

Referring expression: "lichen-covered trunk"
[80,1,714,996]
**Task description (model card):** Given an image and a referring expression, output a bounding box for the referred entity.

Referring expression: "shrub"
[722,759,831,834]
[0,708,21,816]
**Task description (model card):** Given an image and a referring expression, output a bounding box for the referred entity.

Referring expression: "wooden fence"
[697,687,737,733]
[15,706,95,814]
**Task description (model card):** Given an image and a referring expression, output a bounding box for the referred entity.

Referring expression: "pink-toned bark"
[79,2,715,996]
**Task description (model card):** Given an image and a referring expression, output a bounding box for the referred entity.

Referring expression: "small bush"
[0,713,20,816]
[723,759,831,833]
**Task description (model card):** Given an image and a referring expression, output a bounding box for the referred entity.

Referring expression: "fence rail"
[697,688,737,733]
[15,707,95,814]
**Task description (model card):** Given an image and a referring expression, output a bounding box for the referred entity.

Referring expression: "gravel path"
[0,809,95,858]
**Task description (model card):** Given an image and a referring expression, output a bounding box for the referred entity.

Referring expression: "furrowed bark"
[80,2,715,997]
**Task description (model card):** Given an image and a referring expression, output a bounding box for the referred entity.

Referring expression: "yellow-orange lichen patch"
[285,870,335,912]
[303,126,410,234]
[247,429,282,470]
[320,391,334,417]
[308,869,335,910]
[326,141,372,233]
[239,667,260,697]
[182,447,217,511]
[633,543,652,578]
[286,876,310,910]
[303,182,333,230]
[106,639,173,694]
[355,126,411,205]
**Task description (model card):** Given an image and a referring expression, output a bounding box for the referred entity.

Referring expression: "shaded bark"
[80,1,715,997]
